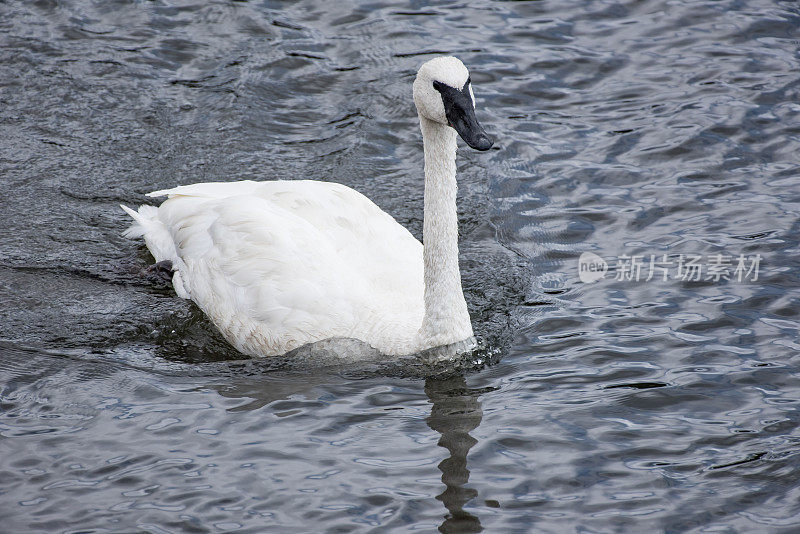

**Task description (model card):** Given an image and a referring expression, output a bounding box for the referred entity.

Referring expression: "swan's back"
[124,180,424,356]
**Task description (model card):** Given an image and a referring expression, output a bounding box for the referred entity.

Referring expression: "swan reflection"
[425,376,485,533]
[206,368,488,532]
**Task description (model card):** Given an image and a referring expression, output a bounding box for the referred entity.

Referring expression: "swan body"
[122,180,426,356]
[122,56,493,358]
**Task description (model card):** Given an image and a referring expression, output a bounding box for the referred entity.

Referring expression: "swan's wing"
[155,193,361,353]
[255,181,424,303]
[147,180,423,355]
[153,180,424,304]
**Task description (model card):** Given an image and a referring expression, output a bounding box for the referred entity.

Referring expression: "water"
[1,0,799,531]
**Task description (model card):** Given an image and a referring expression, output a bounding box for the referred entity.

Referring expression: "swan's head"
[413,56,493,151]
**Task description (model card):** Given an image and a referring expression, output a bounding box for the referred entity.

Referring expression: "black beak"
[433,79,493,151]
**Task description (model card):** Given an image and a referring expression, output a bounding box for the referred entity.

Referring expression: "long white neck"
[417,116,473,348]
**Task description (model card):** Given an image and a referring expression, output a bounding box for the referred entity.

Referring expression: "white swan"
[122,56,493,358]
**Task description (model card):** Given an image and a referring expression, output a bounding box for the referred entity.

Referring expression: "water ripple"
[2,0,800,532]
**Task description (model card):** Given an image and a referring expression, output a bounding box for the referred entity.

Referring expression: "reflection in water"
[425,377,485,534]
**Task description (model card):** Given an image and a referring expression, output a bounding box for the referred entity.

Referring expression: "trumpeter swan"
[122,56,493,358]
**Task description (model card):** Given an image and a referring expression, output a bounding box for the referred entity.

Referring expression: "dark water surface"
[2,0,800,532]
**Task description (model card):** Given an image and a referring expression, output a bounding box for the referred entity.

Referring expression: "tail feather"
[120,203,176,263]
[120,204,157,238]
[121,203,191,299]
